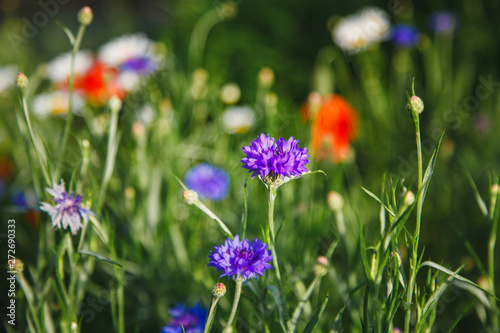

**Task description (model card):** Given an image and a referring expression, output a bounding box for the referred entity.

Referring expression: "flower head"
[310,95,359,163]
[212,283,227,297]
[390,24,420,48]
[39,181,93,235]
[16,72,28,89]
[77,6,93,26]
[407,95,424,114]
[429,11,458,35]
[209,235,272,281]
[161,303,207,333]
[332,7,390,53]
[184,163,230,201]
[241,134,309,181]
[221,106,255,134]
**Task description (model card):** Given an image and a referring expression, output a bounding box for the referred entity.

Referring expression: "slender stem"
[204,297,221,333]
[56,24,86,180]
[488,193,499,333]
[97,106,120,211]
[290,274,322,332]
[267,185,291,332]
[20,93,51,185]
[404,111,422,333]
[222,280,242,333]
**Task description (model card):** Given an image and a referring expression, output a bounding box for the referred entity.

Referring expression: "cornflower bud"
[78,6,93,26]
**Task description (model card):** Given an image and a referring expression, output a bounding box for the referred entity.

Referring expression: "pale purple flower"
[429,11,458,35]
[39,181,93,235]
[209,235,272,281]
[241,133,309,180]
[161,304,207,333]
[184,163,229,201]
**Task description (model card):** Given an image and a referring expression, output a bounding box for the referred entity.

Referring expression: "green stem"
[204,297,221,333]
[267,185,291,332]
[290,274,322,331]
[56,24,86,180]
[222,279,242,333]
[404,111,423,333]
[97,106,120,211]
[488,195,499,333]
[20,93,51,185]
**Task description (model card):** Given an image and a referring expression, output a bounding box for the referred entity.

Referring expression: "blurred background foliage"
[1,0,500,332]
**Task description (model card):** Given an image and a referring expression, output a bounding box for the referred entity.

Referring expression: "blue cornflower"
[429,11,458,35]
[39,181,94,235]
[184,163,230,201]
[391,24,420,48]
[241,134,309,181]
[121,57,157,75]
[161,303,207,333]
[208,235,273,281]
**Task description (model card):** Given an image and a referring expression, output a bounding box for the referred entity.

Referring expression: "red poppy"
[309,95,359,163]
[73,62,126,104]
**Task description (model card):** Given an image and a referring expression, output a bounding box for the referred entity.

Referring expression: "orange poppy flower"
[309,95,359,163]
[74,62,126,105]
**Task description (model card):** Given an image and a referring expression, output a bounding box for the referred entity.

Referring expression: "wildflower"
[407,95,424,114]
[212,283,227,297]
[184,163,230,201]
[77,6,93,26]
[208,235,272,281]
[403,191,415,207]
[429,11,458,35]
[46,51,94,83]
[221,106,255,134]
[332,7,390,53]
[16,73,28,89]
[32,91,85,116]
[327,191,344,211]
[161,304,207,333]
[258,67,274,87]
[73,62,126,104]
[98,33,161,75]
[314,256,329,276]
[39,181,94,235]
[241,134,309,181]
[182,190,199,205]
[310,95,359,163]
[390,24,420,48]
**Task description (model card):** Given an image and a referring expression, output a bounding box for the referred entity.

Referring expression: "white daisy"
[332,7,390,54]
[45,50,94,82]
[32,91,85,117]
[221,106,255,134]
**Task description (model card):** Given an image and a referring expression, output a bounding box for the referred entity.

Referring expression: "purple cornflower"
[429,11,458,35]
[121,57,157,75]
[39,181,94,235]
[391,24,420,48]
[209,235,272,281]
[241,134,309,181]
[161,303,207,333]
[184,163,230,201]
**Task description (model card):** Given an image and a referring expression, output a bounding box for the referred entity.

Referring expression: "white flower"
[98,33,162,74]
[136,104,156,125]
[221,106,255,134]
[332,7,390,53]
[0,65,17,94]
[46,51,94,82]
[32,91,85,117]
[40,181,94,235]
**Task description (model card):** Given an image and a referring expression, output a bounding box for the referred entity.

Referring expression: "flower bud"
[16,72,28,89]
[407,95,424,114]
[327,191,344,211]
[212,282,226,297]
[78,6,93,26]
[492,184,499,197]
[109,95,122,113]
[314,256,329,276]
[182,190,199,205]
[258,67,274,87]
[220,1,238,19]
[220,83,241,105]
[403,190,415,207]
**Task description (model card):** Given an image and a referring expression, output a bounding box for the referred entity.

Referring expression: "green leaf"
[303,293,329,333]
[418,261,498,300]
[330,305,346,333]
[467,173,488,217]
[79,250,123,267]
[418,131,445,212]
[268,285,288,333]
[55,20,75,45]
[360,186,396,217]
[358,217,371,282]
[278,169,327,188]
